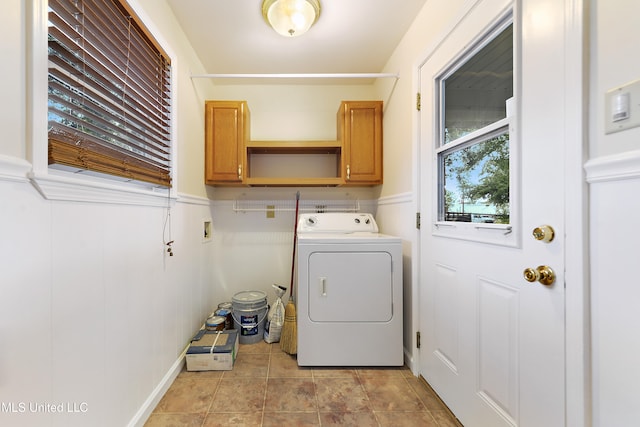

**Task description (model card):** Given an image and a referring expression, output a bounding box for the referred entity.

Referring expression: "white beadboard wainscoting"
[375,192,417,371]
[586,150,640,427]
[0,155,216,427]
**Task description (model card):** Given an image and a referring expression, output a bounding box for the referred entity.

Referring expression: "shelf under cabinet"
[245,140,343,186]
[246,140,342,154]
[244,177,344,187]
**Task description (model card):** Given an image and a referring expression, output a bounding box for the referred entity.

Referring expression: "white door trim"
[562,0,591,425]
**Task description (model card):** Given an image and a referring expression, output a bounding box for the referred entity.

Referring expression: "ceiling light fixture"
[262,0,321,37]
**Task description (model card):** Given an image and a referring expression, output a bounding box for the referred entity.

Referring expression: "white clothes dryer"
[295,212,403,366]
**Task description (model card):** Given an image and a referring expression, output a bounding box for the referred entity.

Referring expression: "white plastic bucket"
[231,290,269,344]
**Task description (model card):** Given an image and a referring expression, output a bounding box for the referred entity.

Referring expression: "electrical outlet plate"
[266,205,275,219]
[203,219,212,242]
[605,78,640,134]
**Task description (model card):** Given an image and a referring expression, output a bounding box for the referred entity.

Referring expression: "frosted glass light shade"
[262,0,321,37]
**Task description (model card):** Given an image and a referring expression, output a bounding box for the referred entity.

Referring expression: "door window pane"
[442,24,512,144]
[436,20,513,228]
[440,130,510,223]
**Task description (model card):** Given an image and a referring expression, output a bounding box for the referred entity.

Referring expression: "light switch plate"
[605,78,640,134]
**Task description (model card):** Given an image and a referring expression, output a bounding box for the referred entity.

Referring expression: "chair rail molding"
[0,155,31,183]
[585,150,640,183]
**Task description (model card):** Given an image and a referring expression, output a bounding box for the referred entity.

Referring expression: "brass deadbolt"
[532,225,555,243]
[523,265,556,286]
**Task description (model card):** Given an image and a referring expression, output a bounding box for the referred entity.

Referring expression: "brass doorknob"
[532,225,555,243]
[523,265,555,286]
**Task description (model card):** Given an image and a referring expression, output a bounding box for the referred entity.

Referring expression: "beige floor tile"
[319,411,379,426]
[261,411,320,426]
[269,352,312,378]
[177,369,225,380]
[148,340,465,426]
[238,340,272,354]
[360,376,425,412]
[153,377,217,414]
[270,343,290,355]
[202,411,263,426]
[357,366,408,378]
[144,413,205,427]
[312,366,359,378]
[264,378,317,412]
[209,377,267,413]
[315,377,370,412]
[223,353,270,378]
[376,411,439,427]
[431,409,463,426]
[406,376,452,412]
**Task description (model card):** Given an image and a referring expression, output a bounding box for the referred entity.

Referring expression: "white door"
[418,0,570,426]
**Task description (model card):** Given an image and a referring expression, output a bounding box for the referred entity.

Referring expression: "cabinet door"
[204,101,249,184]
[340,101,383,185]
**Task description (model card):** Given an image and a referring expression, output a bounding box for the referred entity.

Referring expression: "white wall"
[588,0,640,425]
[203,84,383,309]
[589,0,640,158]
[0,1,218,426]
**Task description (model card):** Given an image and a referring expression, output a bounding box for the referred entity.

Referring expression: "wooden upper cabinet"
[204,100,382,186]
[204,101,249,184]
[338,101,383,185]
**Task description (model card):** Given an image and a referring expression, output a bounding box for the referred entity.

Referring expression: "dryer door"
[307,251,393,322]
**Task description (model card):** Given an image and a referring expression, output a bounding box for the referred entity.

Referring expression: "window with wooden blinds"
[47,0,172,187]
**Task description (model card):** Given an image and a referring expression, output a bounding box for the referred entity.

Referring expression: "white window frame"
[27,0,178,206]
[431,15,519,248]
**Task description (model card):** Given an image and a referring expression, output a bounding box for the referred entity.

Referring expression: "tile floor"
[145,340,461,427]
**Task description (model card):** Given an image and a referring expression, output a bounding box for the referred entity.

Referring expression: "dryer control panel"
[297,213,379,233]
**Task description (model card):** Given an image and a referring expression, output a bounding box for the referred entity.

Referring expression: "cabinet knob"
[237,164,242,180]
[346,164,350,180]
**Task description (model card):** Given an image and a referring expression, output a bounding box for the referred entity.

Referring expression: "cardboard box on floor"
[185,329,239,371]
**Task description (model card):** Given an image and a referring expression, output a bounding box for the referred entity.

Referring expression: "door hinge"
[416,92,421,111]
[416,212,421,229]
[416,331,421,349]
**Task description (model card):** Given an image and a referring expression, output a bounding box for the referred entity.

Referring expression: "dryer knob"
[355,218,361,224]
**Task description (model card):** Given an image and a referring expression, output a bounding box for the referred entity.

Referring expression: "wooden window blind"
[48,0,172,187]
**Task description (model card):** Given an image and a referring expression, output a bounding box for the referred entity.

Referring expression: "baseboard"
[127,346,188,427]
[404,346,417,375]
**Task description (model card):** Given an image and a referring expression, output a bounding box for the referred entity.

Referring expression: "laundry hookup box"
[185,329,239,371]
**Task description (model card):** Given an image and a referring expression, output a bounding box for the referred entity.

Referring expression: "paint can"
[205,315,226,331]
[214,308,233,330]
[216,301,234,330]
[231,290,268,344]
[218,301,233,311]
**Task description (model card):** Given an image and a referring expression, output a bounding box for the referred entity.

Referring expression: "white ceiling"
[165,0,428,83]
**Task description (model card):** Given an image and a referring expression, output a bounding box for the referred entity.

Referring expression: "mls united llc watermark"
[1,401,88,414]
